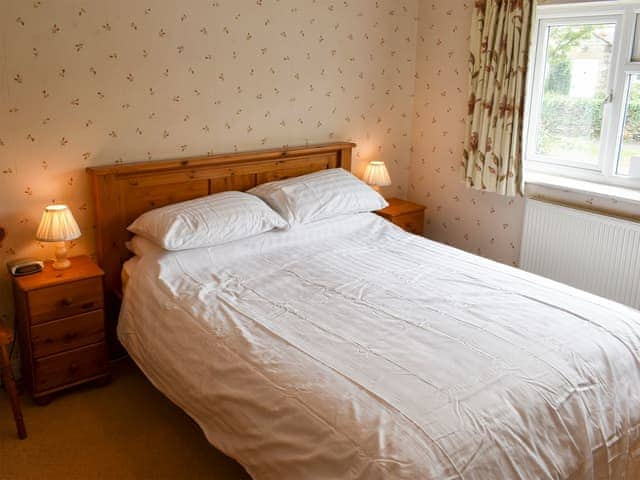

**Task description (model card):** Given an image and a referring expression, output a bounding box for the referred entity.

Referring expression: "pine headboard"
[86,142,355,300]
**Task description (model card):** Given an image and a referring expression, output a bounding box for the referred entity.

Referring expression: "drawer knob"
[63,332,78,343]
[62,297,73,306]
[69,362,79,374]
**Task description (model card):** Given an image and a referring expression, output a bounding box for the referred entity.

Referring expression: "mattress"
[119,213,640,479]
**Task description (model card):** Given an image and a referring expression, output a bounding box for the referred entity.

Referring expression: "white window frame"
[525,0,640,190]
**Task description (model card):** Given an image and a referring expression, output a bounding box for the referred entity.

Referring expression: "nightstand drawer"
[376,198,426,235]
[28,277,104,324]
[31,310,105,358]
[393,212,424,235]
[34,342,108,393]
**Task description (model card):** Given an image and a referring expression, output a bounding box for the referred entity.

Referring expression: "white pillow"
[248,168,388,226]
[125,235,163,257]
[127,191,287,251]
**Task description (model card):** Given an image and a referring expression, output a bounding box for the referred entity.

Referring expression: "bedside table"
[376,198,425,235]
[12,255,110,404]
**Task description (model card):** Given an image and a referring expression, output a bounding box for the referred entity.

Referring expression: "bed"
[88,143,640,479]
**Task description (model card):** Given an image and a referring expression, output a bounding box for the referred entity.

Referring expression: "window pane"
[617,74,640,176]
[534,23,616,166]
[632,14,640,62]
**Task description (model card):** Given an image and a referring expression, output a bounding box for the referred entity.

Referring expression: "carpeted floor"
[0,358,251,480]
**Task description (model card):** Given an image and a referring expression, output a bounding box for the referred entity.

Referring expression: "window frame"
[524,1,640,190]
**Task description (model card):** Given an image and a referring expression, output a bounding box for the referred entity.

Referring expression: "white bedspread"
[119,213,640,479]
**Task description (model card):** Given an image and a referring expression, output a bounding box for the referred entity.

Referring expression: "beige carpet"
[0,358,251,480]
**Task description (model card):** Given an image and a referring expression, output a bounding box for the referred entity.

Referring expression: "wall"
[3,0,639,331]
[408,1,525,266]
[0,0,419,324]
[408,0,640,268]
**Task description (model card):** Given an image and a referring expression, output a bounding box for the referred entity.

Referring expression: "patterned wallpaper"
[408,1,525,266]
[2,0,639,331]
[0,0,419,324]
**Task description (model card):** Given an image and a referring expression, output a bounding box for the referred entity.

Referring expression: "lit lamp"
[363,160,392,192]
[36,205,81,270]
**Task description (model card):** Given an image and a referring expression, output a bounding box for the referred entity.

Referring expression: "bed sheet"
[119,213,640,479]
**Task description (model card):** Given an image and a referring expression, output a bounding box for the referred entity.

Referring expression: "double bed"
[88,143,640,479]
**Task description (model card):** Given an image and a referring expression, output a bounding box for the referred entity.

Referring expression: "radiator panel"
[520,199,640,310]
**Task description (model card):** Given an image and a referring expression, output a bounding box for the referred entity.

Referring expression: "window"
[619,73,640,175]
[526,3,640,189]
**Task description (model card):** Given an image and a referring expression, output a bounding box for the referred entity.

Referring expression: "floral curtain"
[463,0,534,196]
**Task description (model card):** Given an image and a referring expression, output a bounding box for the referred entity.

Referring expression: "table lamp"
[363,160,392,192]
[36,205,81,270]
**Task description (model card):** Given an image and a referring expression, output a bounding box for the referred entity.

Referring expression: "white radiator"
[520,199,640,309]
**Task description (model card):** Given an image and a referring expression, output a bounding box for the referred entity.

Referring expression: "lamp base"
[51,242,71,270]
[51,259,71,270]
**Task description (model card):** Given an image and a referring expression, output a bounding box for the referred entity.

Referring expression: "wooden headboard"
[87,141,355,299]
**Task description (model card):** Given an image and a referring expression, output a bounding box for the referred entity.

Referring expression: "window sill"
[524,172,640,206]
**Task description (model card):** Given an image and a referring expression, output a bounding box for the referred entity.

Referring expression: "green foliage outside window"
[537,94,640,155]
[536,24,622,157]
[545,25,598,96]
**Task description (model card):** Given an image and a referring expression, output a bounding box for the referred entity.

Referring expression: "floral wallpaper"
[408,0,526,266]
[2,0,638,336]
[0,0,419,326]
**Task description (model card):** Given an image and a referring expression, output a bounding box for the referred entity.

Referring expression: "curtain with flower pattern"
[463,0,534,196]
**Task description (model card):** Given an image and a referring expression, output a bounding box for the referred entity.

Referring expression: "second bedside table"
[12,255,110,404]
[376,198,425,235]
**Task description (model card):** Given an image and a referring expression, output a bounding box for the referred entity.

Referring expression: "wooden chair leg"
[1,344,27,439]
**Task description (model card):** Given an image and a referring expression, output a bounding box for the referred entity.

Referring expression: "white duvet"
[119,213,640,479]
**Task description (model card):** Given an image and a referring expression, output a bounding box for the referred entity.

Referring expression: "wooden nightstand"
[12,255,110,404]
[376,198,425,235]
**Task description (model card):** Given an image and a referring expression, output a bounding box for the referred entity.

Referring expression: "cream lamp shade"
[36,205,81,270]
[363,161,392,191]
